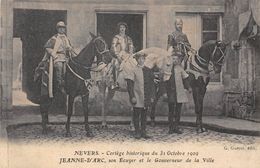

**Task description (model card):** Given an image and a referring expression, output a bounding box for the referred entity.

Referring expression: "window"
[202,15,220,43]
[96,13,145,52]
[202,14,221,83]
[176,13,222,83]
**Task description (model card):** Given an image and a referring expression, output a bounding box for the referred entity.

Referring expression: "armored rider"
[167,18,191,65]
[110,22,134,89]
[44,21,74,94]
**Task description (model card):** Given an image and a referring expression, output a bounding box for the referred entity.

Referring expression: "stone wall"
[0,0,14,118]
[223,0,260,118]
[1,0,226,117]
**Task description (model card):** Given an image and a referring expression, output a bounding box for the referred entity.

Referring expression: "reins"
[181,42,225,73]
[66,36,111,90]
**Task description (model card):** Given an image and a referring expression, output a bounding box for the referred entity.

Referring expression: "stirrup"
[111,82,120,90]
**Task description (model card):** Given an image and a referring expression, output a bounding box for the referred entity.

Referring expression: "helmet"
[56,21,66,28]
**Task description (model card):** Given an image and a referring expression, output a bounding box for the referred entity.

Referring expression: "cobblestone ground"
[7,124,260,145]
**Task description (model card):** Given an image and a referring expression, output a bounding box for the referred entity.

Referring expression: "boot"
[111,82,120,90]
[41,110,48,134]
[173,103,183,134]
[168,103,175,134]
[141,108,151,139]
[133,108,141,139]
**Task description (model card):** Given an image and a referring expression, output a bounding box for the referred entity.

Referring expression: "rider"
[110,22,134,89]
[167,18,191,66]
[44,21,74,94]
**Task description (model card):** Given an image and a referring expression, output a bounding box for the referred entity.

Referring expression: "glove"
[66,46,73,52]
[131,97,137,105]
[51,51,58,60]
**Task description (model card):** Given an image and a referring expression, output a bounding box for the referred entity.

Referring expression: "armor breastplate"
[115,35,129,53]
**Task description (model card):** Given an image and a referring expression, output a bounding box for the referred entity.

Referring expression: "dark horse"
[35,32,112,136]
[149,40,228,133]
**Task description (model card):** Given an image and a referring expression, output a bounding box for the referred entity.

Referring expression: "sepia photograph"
[0,0,260,167]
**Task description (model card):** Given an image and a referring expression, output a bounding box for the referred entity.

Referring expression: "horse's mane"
[72,38,96,67]
[198,40,217,60]
[137,47,170,69]
[77,39,94,57]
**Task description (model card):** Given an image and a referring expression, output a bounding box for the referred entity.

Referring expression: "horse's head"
[90,32,113,65]
[210,40,229,73]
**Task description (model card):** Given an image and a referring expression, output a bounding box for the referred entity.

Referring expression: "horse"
[149,40,228,133]
[97,47,172,128]
[35,32,112,136]
[96,53,138,128]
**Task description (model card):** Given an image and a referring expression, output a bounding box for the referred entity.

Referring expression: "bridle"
[93,36,110,55]
[209,45,225,66]
[181,42,226,72]
[66,36,110,91]
[68,36,109,72]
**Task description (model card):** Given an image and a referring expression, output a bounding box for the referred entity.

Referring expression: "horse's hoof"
[197,127,206,134]
[65,132,72,137]
[196,127,202,133]
[101,125,108,129]
[42,129,47,135]
[86,131,94,137]
[201,127,208,132]
[150,121,156,127]
[130,125,135,131]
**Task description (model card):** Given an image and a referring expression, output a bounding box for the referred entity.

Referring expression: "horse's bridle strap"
[181,43,208,65]
[66,63,94,91]
[183,43,225,73]
[211,46,225,66]
[93,37,110,55]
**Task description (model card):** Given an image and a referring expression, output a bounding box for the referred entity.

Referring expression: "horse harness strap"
[187,54,209,74]
[210,45,225,66]
[182,43,209,67]
[66,63,94,91]
[183,43,225,73]
[93,37,110,55]
[69,54,108,73]
[68,36,110,72]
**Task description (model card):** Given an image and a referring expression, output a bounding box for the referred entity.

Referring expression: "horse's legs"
[97,81,107,128]
[101,86,106,128]
[101,84,107,128]
[150,84,166,127]
[103,87,116,128]
[40,96,51,134]
[192,87,201,132]
[82,93,93,137]
[65,95,74,137]
[150,96,159,127]
[192,85,207,133]
[197,86,207,132]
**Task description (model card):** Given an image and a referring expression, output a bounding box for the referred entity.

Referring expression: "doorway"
[96,13,145,52]
[13,9,67,107]
[95,12,146,115]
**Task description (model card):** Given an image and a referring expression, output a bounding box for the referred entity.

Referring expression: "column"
[0,0,13,119]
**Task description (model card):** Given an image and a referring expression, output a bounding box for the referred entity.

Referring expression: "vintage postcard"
[0,0,260,168]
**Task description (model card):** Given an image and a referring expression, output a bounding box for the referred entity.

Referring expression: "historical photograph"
[0,0,260,167]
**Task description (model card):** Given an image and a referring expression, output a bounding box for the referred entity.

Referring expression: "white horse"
[95,47,172,128]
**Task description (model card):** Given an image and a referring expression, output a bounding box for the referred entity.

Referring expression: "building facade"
[223,0,260,119]
[0,0,226,117]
